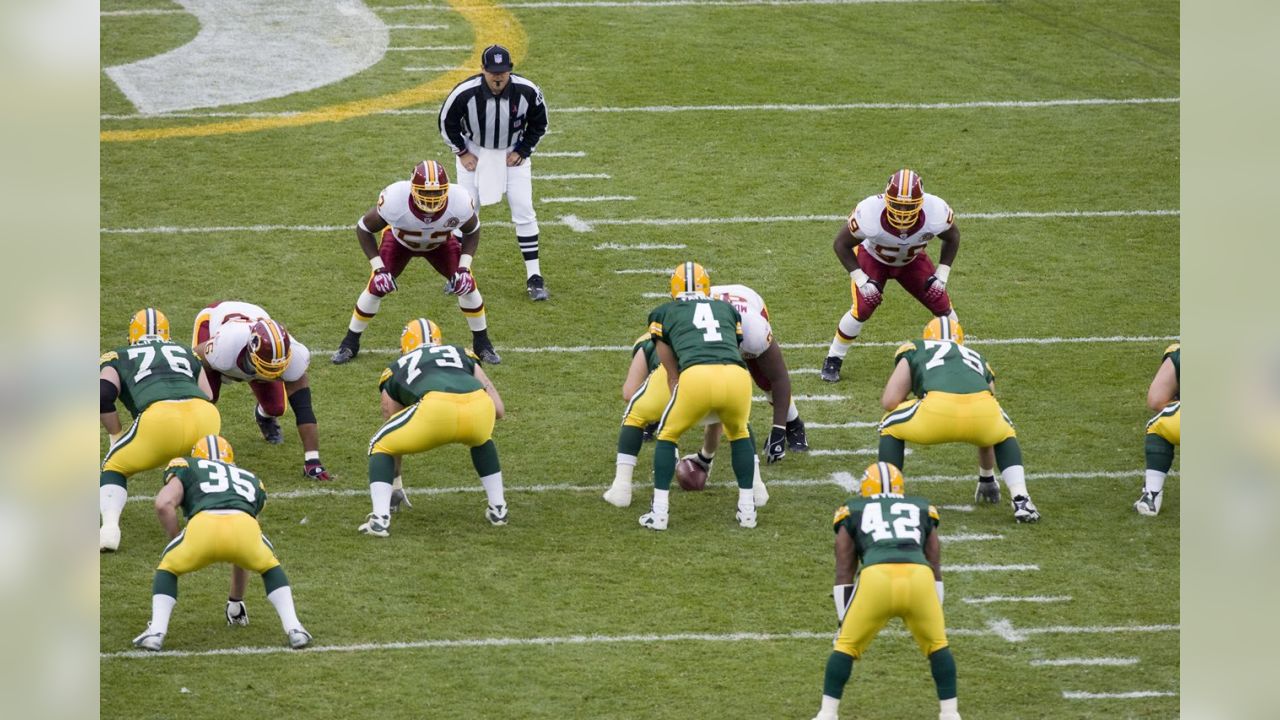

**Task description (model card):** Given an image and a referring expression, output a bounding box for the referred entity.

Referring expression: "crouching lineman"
[878,318,1040,523]
[132,435,311,651]
[331,160,501,366]
[100,309,221,552]
[811,462,960,720]
[1135,343,1179,516]
[358,318,507,537]
[638,262,758,531]
[192,300,331,480]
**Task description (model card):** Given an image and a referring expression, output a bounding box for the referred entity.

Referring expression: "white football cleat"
[811,712,838,720]
[100,525,121,553]
[1134,489,1162,516]
[486,504,509,526]
[226,600,248,626]
[603,480,633,508]
[287,628,313,649]
[132,626,164,651]
[639,509,669,531]
[752,477,770,507]
[736,505,758,529]
[1012,495,1041,523]
[358,513,390,537]
[939,711,962,720]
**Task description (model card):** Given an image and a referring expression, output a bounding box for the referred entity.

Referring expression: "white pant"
[455,146,539,236]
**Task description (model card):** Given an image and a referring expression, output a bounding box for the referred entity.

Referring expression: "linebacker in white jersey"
[192,300,330,480]
[331,160,501,366]
[820,169,962,383]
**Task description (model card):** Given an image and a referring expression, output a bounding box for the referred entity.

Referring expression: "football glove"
[226,599,248,626]
[765,425,787,464]
[682,451,713,472]
[923,276,947,303]
[447,268,476,296]
[303,459,331,482]
[851,269,882,304]
[368,268,397,297]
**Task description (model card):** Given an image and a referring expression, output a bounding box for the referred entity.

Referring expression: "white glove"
[935,580,945,604]
[851,269,882,303]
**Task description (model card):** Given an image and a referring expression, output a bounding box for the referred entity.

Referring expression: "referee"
[439,45,551,301]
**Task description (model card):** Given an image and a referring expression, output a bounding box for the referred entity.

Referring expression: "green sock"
[730,437,755,489]
[929,647,957,700]
[470,440,501,477]
[1145,434,1175,473]
[822,650,855,699]
[262,566,290,595]
[617,425,644,456]
[654,440,677,490]
[152,570,178,599]
[368,453,396,485]
[994,437,1023,469]
[878,435,906,469]
[100,470,127,489]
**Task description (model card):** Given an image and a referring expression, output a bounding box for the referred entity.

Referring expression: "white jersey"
[376,180,477,253]
[848,192,954,267]
[199,300,310,383]
[710,284,773,359]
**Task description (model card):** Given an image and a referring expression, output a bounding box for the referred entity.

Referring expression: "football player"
[132,435,311,651]
[878,318,1040,523]
[820,169,962,383]
[330,160,501,366]
[638,262,758,531]
[100,308,221,552]
[811,463,959,720]
[191,300,330,481]
[1135,343,1179,516]
[358,318,507,537]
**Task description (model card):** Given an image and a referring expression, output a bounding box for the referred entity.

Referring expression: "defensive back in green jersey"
[100,340,206,416]
[164,456,266,519]
[895,339,996,397]
[647,298,745,371]
[833,494,940,570]
[380,344,484,406]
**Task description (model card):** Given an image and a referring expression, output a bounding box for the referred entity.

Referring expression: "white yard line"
[387,45,471,51]
[963,595,1071,605]
[542,196,636,203]
[597,243,686,250]
[379,0,982,9]
[101,96,1179,120]
[560,215,593,232]
[403,66,466,72]
[940,533,1003,543]
[1063,691,1176,700]
[753,394,849,402]
[537,151,587,157]
[386,23,450,29]
[948,564,1038,572]
[101,8,186,16]
[614,268,677,275]
[100,621,1178,660]
[535,173,611,180]
[806,449,885,456]
[939,504,974,512]
[1032,657,1139,667]
[804,421,879,428]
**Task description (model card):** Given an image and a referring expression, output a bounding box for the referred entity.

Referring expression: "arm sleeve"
[100,378,120,412]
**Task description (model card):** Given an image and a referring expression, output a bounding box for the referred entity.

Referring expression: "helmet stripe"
[418,319,429,345]
[685,261,693,294]
[269,322,284,359]
[878,461,890,493]
[207,435,218,460]
[940,316,950,340]
[146,308,155,336]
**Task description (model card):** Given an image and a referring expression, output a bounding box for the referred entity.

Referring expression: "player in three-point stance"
[1134,343,1179,516]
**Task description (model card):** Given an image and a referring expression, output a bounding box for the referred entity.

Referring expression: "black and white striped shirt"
[438,74,548,158]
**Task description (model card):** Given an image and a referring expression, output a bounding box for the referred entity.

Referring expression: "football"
[675,458,707,491]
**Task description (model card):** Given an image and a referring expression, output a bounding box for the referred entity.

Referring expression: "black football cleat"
[473,332,502,365]
[331,331,361,365]
[526,274,550,301]
[819,356,843,383]
[255,409,284,444]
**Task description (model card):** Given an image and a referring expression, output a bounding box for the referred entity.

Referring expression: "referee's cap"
[482,45,514,73]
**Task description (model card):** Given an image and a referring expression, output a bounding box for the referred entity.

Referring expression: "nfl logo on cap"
[482,44,513,73]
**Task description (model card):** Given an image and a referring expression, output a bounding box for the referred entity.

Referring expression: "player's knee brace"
[288,387,317,425]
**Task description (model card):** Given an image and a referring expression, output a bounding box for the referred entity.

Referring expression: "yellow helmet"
[923,316,964,344]
[191,434,235,463]
[669,261,711,299]
[859,461,905,497]
[128,308,170,344]
[401,318,443,354]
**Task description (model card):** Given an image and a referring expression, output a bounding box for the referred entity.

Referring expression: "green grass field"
[100,0,1179,717]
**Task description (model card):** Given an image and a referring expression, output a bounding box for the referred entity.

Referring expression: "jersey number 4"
[860,502,921,543]
[692,303,723,342]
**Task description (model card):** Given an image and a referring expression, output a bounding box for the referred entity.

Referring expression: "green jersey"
[99,340,206,416]
[894,339,995,397]
[833,494,940,570]
[632,333,659,373]
[647,298,745,371]
[1164,343,1180,387]
[163,456,266,519]
[380,344,484,406]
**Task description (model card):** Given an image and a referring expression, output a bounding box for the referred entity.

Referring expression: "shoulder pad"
[1164,342,1180,356]
[922,194,954,231]
[632,332,652,346]
[99,350,119,364]
[165,457,189,473]
[464,348,480,362]
[378,182,411,222]
[378,368,393,386]
[832,504,851,525]
[648,320,664,338]
[894,342,915,359]
[928,504,940,524]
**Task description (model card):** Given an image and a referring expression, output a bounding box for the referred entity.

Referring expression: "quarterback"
[192,300,330,481]
[359,318,507,537]
[1135,343,1180,516]
[331,160,501,366]
[99,308,221,552]
[811,463,960,720]
[820,169,962,383]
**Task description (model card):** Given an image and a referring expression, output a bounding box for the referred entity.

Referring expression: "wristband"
[370,256,385,271]
[934,264,951,284]
[458,254,474,270]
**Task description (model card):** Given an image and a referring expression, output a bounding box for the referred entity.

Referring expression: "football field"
[100,0,1180,717]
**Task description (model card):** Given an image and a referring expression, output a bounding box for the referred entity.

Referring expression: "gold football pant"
[369,389,496,455]
[1146,402,1180,445]
[102,398,221,477]
[835,563,948,658]
[655,364,752,442]
[879,391,1016,446]
[622,365,670,428]
[158,510,280,575]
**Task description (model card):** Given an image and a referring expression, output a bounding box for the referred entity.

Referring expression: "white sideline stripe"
[805,421,879,428]
[948,564,1037,572]
[1064,691,1176,700]
[538,151,587,157]
[753,394,848,402]
[124,470,1169,503]
[404,65,467,72]
[387,45,471,51]
[963,595,1071,605]
[386,23,449,29]
[597,243,686,250]
[100,622,1178,659]
[100,213,1178,235]
[101,96,1180,120]
[940,533,1003,543]
[543,196,636,203]
[536,173,611,180]
[1032,657,1139,667]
